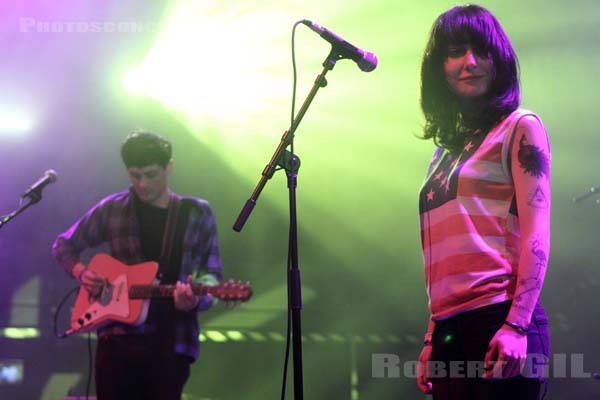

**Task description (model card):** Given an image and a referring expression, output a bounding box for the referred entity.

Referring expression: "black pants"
[431,301,550,400]
[95,334,191,400]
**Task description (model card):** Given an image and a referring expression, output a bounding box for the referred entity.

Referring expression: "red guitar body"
[71,253,159,333]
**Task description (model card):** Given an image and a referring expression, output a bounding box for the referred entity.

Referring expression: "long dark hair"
[420,4,520,153]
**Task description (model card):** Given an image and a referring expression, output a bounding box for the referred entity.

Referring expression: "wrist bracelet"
[504,320,527,335]
[77,269,87,283]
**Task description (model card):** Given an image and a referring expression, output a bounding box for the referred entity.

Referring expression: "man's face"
[127,162,172,207]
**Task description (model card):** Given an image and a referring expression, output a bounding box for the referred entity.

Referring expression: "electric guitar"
[70,253,252,333]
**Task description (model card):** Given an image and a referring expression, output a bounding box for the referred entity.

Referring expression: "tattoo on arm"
[514,235,548,304]
[515,276,542,300]
[530,236,547,265]
[528,185,549,209]
[518,135,549,179]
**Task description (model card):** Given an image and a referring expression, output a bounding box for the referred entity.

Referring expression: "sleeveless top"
[419,108,546,321]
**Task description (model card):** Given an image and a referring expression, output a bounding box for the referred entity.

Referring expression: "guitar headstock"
[211,279,252,303]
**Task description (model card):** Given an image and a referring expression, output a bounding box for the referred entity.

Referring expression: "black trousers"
[431,301,550,400]
[95,334,191,400]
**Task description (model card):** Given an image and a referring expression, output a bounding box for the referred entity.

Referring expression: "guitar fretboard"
[129,284,211,299]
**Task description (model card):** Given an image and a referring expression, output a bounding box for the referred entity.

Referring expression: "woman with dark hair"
[416,5,551,399]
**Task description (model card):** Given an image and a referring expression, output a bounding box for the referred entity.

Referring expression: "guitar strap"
[153,195,195,347]
[159,195,180,274]
[157,195,195,284]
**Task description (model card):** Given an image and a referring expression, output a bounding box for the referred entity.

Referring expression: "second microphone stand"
[0,192,45,230]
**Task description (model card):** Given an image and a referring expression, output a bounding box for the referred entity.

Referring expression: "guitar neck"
[129,284,211,299]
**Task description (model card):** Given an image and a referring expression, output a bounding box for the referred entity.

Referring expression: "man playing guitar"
[53,130,223,400]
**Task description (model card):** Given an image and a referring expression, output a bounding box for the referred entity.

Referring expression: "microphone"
[302,19,378,72]
[21,169,58,200]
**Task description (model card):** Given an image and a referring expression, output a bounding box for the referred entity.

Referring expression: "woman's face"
[444,44,493,100]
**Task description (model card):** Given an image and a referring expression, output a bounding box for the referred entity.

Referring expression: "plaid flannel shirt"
[52,188,222,361]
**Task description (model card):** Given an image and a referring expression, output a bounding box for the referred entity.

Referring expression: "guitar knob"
[77,318,84,326]
[85,313,92,320]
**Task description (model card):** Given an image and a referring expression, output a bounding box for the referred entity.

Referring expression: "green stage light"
[225,330,245,341]
[205,330,228,342]
[122,1,314,135]
[1,327,40,339]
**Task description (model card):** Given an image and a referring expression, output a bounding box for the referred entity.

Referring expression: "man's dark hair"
[121,130,172,168]
[420,4,520,153]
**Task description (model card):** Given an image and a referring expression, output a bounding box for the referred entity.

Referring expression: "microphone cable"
[53,286,94,399]
[279,19,305,400]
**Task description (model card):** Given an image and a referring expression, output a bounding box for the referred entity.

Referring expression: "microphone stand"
[233,48,344,399]
[573,183,600,203]
[0,192,44,230]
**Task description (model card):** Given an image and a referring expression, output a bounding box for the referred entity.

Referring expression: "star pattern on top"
[427,188,435,201]
[464,141,474,152]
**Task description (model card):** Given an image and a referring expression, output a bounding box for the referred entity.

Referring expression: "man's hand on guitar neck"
[174,275,201,312]
[72,262,107,298]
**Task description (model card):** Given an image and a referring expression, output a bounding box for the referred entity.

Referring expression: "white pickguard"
[79,274,131,328]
